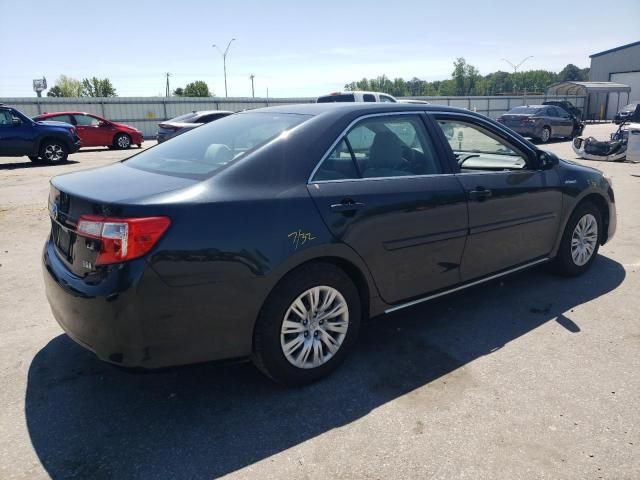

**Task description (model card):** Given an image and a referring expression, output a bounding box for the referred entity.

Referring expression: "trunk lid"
[48,162,196,276]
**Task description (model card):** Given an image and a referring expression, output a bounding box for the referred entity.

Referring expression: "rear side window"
[125,112,309,179]
[311,115,442,181]
[44,114,74,124]
[509,107,542,115]
[363,94,376,102]
[169,112,198,123]
[317,94,355,103]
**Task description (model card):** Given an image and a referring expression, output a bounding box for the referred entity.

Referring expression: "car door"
[432,113,563,281]
[0,109,34,155]
[307,113,468,305]
[73,114,105,146]
[553,107,574,137]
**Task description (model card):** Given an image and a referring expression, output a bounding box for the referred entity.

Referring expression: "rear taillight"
[77,215,171,265]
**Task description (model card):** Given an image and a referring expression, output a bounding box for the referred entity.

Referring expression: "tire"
[540,126,552,143]
[114,133,131,149]
[39,140,68,163]
[252,263,361,386]
[553,201,602,276]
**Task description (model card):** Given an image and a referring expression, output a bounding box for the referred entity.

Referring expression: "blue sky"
[1,0,638,98]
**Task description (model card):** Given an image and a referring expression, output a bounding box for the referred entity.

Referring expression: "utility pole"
[165,72,171,97]
[501,56,533,95]
[213,38,236,97]
[249,74,255,98]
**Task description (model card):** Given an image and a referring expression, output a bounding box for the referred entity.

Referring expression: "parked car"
[497,105,579,143]
[33,112,143,149]
[43,103,616,385]
[317,91,397,103]
[156,110,233,143]
[543,100,582,120]
[0,104,81,163]
[614,102,639,124]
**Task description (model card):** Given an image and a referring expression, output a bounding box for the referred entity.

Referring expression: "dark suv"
[0,104,81,163]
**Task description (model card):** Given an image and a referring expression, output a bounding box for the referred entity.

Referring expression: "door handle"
[330,199,366,212]
[469,188,492,201]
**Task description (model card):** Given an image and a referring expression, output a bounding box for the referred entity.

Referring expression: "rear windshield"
[125,112,309,179]
[317,94,355,103]
[509,107,542,114]
[168,112,199,123]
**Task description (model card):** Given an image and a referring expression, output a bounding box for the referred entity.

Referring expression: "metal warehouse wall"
[0,95,586,138]
[590,43,640,82]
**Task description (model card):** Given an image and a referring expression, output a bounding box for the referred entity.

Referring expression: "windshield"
[622,103,638,111]
[317,94,355,103]
[509,107,542,115]
[125,112,309,179]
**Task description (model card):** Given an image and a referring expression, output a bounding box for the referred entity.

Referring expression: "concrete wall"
[0,94,586,138]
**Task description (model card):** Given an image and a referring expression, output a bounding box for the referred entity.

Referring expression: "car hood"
[36,120,74,129]
[51,162,198,204]
[560,158,603,176]
[111,122,139,131]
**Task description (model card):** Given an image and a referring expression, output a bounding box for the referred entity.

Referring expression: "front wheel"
[553,201,602,276]
[114,133,131,149]
[39,140,68,163]
[252,263,361,386]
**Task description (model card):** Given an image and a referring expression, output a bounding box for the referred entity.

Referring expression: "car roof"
[38,111,99,116]
[243,102,474,116]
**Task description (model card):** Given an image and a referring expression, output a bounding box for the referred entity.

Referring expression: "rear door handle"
[469,188,492,201]
[330,199,366,212]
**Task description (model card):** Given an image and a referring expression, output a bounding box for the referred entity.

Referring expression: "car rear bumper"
[42,238,254,368]
[70,139,82,153]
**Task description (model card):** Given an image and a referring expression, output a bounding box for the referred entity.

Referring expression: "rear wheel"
[553,201,601,276]
[252,263,361,385]
[540,126,551,143]
[39,140,68,163]
[114,133,131,149]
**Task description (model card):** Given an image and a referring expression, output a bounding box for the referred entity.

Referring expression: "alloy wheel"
[117,135,131,148]
[280,286,349,369]
[541,128,551,143]
[571,213,598,266]
[44,144,64,162]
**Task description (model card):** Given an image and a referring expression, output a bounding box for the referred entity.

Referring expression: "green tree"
[182,81,211,97]
[173,87,185,96]
[558,64,585,82]
[49,75,83,97]
[46,85,63,97]
[81,77,117,97]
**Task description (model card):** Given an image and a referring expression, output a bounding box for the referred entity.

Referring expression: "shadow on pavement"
[26,256,625,479]
[0,160,79,170]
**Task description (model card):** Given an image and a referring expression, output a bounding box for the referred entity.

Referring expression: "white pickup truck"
[316,91,397,103]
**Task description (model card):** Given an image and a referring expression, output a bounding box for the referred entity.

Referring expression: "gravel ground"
[0,125,638,479]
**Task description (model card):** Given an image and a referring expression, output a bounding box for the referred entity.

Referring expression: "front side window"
[436,119,530,171]
[312,115,442,181]
[125,112,309,179]
[0,110,12,126]
[75,114,101,126]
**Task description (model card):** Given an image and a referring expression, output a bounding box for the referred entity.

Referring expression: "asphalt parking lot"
[1,125,638,479]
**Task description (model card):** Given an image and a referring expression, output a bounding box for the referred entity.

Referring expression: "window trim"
[308,111,448,184]
[429,112,540,173]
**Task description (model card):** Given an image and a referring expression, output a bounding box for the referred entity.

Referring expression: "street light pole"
[501,56,533,94]
[213,38,236,97]
[165,72,171,97]
[249,74,255,98]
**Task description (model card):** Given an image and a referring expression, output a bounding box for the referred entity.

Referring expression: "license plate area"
[52,220,74,259]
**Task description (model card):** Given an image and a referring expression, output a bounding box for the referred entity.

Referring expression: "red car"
[33,112,143,149]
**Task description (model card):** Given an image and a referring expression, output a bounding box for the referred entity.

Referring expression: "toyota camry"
[43,103,616,385]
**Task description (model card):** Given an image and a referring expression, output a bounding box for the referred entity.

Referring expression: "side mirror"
[12,117,22,126]
[538,150,559,170]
